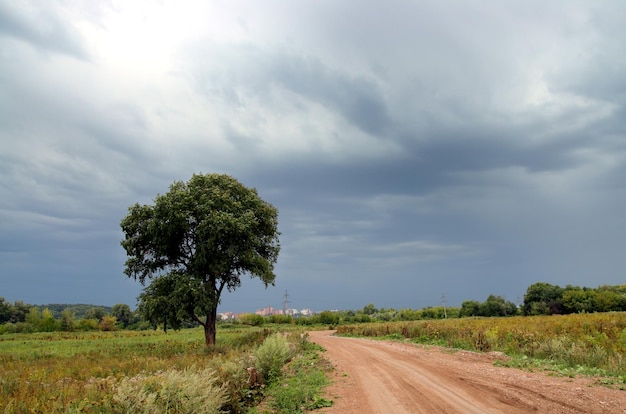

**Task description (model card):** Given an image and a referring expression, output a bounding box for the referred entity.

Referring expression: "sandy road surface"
[308,330,626,414]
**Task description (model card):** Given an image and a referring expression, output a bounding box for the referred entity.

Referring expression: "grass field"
[0,326,283,413]
[4,313,626,412]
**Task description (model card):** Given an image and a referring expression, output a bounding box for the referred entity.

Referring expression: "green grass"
[250,337,333,414]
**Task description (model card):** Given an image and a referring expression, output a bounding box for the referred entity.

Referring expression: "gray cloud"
[0,2,88,59]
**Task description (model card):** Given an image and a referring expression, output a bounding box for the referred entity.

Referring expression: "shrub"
[76,318,99,331]
[111,367,226,413]
[100,316,117,331]
[239,313,265,326]
[318,311,339,325]
[254,333,294,383]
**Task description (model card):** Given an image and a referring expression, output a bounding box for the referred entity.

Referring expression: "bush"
[239,313,265,326]
[111,367,226,413]
[100,315,117,331]
[254,333,294,383]
[318,311,339,325]
[76,318,99,331]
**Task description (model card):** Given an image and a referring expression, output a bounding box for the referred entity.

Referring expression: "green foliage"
[239,313,265,326]
[111,304,131,327]
[0,297,11,324]
[84,307,106,321]
[362,303,378,315]
[39,308,58,332]
[268,314,294,324]
[318,311,339,326]
[120,173,280,346]
[59,310,74,332]
[254,333,294,383]
[33,304,114,320]
[76,318,100,331]
[524,283,626,316]
[258,339,332,414]
[460,295,518,317]
[523,282,564,315]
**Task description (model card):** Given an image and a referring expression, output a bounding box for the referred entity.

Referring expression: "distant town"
[218,291,314,321]
[218,306,314,321]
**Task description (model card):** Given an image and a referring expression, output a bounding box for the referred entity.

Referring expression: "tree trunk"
[203,306,218,347]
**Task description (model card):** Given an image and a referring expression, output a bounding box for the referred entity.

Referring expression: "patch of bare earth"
[308,330,626,414]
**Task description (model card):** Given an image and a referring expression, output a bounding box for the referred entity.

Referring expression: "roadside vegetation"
[0,326,330,413]
[2,281,626,411]
[337,312,626,383]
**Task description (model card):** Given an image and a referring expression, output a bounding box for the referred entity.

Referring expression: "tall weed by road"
[337,312,626,376]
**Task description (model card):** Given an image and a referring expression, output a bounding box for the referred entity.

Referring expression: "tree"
[40,308,58,332]
[120,173,280,346]
[479,295,518,317]
[84,307,105,321]
[459,300,481,317]
[522,282,564,315]
[60,309,75,331]
[362,303,378,315]
[0,297,11,324]
[10,301,30,323]
[111,304,131,328]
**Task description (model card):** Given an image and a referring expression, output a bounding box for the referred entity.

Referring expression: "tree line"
[0,299,147,334]
[2,282,625,334]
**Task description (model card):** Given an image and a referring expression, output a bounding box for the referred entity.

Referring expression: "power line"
[441,293,447,319]
[283,290,290,315]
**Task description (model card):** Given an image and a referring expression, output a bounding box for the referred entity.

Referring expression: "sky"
[1,1,625,314]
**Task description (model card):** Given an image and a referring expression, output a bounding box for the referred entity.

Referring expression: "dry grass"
[0,326,272,413]
[337,312,626,375]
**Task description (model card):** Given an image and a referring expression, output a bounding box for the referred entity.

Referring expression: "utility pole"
[441,293,447,319]
[283,290,290,315]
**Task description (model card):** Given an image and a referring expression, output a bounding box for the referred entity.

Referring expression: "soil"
[308,330,626,414]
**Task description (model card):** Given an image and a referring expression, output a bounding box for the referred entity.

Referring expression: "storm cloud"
[1,1,625,312]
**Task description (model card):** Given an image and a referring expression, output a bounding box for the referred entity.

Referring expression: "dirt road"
[308,330,626,414]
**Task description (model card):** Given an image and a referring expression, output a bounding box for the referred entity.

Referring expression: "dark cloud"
[1,1,625,312]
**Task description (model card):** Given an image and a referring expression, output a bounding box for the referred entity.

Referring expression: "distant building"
[256,306,275,316]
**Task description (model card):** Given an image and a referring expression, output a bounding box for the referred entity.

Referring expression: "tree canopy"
[120,173,280,346]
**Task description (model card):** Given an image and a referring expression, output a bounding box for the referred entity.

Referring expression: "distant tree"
[10,301,30,323]
[40,308,58,332]
[459,300,481,317]
[562,286,595,314]
[594,289,619,312]
[25,307,42,327]
[84,307,106,321]
[362,304,378,315]
[120,173,280,346]
[479,295,517,317]
[522,282,564,315]
[111,304,132,328]
[318,311,340,325]
[60,309,75,331]
[0,297,11,324]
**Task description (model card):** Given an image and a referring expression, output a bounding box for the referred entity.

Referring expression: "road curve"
[308,330,626,414]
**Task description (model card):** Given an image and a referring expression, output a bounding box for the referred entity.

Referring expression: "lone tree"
[120,173,280,346]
